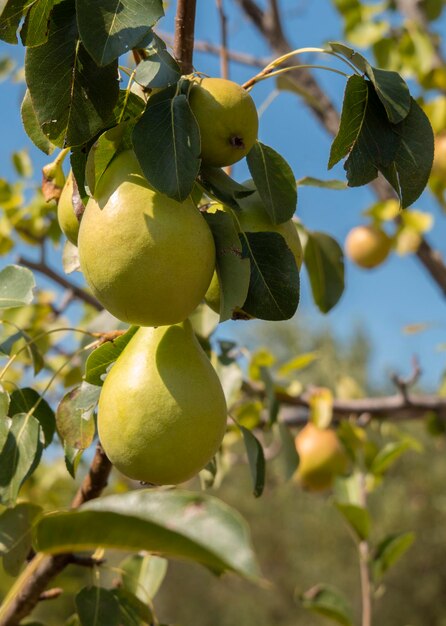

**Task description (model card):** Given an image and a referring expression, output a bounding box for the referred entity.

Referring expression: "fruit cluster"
[56,77,302,486]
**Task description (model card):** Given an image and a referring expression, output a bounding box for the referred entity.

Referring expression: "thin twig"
[358,474,372,626]
[173,0,197,73]
[216,0,229,80]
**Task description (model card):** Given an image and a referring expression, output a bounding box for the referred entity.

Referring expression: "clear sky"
[0,0,445,390]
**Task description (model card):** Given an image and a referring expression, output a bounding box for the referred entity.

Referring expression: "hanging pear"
[97,320,228,485]
[78,150,216,327]
[57,171,80,246]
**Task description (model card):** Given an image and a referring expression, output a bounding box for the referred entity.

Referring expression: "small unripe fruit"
[57,172,80,246]
[432,133,446,178]
[345,225,391,269]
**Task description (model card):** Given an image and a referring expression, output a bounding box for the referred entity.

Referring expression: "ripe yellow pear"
[205,185,302,314]
[189,77,258,167]
[98,320,228,485]
[78,150,216,327]
[345,225,391,269]
[432,133,446,178]
[57,171,80,246]
[294,423,348,491]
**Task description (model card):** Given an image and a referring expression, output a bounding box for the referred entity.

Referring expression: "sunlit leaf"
[0,265,35,309]
[85,327,138,386]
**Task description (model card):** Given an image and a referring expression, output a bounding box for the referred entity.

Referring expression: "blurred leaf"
[0,265,35,309]
[75,587,120,626]
[203,211,250,322]
[304,231,344,313]
[401,209,433,233]
[120,553,168,602]
[335,503,371,540]
[300,584,353,626]
[240,231,300,321]
[239,426,266,498]
[0,502,42,576]
[0,328,43,375]
[0,413,42,506]
[64,442,83,479]
[35,490,261,580]
[85,327,138,386]
[20,90,55,155]
[0,56,15,81]
[297,177,347,190]
[132,83,200,201]
[276,422,299,480]
[309,388,333,429]
[111,587,153,625]
[56,382,100,450]
[62,240,81,274]
[372,532,415,581]
[12,150,32,178]
[0,385,9,418]
[277,352,318,377]
[370,439,420,475]
[249,348,276,381]
[260,366,279,425]
[9,388,55,447]
[189,303,219,339]
[364,199,400,222]
[246,141,297,224]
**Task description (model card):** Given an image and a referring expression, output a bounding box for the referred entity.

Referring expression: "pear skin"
[98,320,228,485]
[78,151,216,326]
[57,172,80,246]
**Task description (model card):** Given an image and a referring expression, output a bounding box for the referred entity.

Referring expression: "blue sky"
[0,0,445,390]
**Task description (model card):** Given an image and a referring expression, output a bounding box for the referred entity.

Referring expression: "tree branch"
[236,0,446,298]
[174,0,197,73]
[17,256,103,311]
[0,445,112,626]
[216,0,229,80]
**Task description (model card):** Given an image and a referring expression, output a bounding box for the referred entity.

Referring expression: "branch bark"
[174,0,197,73]
[0,445,112,626]
[236,0,446,298]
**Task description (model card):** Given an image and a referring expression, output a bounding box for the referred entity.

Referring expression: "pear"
[345,225,391,269]
[57,171,80,246]
[78,151,216,327]
[205,183,302,314]
[189,78,258,167]
[98,320,228,485]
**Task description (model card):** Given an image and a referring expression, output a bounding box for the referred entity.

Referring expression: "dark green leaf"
[0,502,42,576]
[0,0,34,43]
[64,442,83,478]
[134,33,180,88]
[297,177,347,189]
[70,147,90,207]
[239,426,265,497]
[240,232,300,321]
[367,67,411,124]
[199,166,253,211]
[329,75,368,169]
[203,211,250,322]
[76,0,164,66]
[327,42,370,74]
[304,231,344,313]
[259,367,279,425]
[112,588,153,626]
[335,503,371,540]
[246,141,297,224]
[20,0,55,46]
[56,382,100,450]
[85,326,138,386]
[9,388,55,447]
[0,265,35,308]
[300,584,353,626]
[133,85,200,201]
[25,1,119,147]
[35,490,261,580]
[120,554,168,602]
[0,413,42,506]
[372,532,415,581]
[275,422,299,480]
[75,587,120,626]
[381,98,434,208]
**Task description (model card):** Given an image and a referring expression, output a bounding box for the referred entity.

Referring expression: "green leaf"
[20,90,55,155]
[300,584,353,626]
[246,141,297,224]
[277,352,318,377]
[76,0,164,66]
[9,388,55,447]
[203,211,250,322]
[134,33,180,88]
[0,265,35,309]
[112,588,153,626]
[12,150,32,178]
[367,67,411,124]
[75,587,121,626]
[120,554,168,602]
[199,166,253,211]
[240,231,300,321]
[259,367,279,425]
[276,422,299,481]
[335,503,371,540]
[25,0,119,147]
[239,426,265,497]
[85,124,132,196]
[20,0,55,46]
[329,75,368,169]
[0,0,34,43]
[35,490,261,580]
[84,327,138,386]
[56,382,100,450]
[0,328,43,375]
[0,386,9,419]
[132,84,200,201]
[370,440,417,475]
[297,177,347,190]
[0,413,42,506]
[372,532,415,581]
[381,98,434,208]
[64,442,83,479]
[0,502,42,576]
[304,231,344,313]
[0,56,15,81]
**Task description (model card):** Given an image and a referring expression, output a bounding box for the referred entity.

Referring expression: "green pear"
[78,150,216,327]
[57,171,80,246]
[205,183,302,314]
[345,225,391,269]
[189,77,258,167]
[98,320,228,485]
